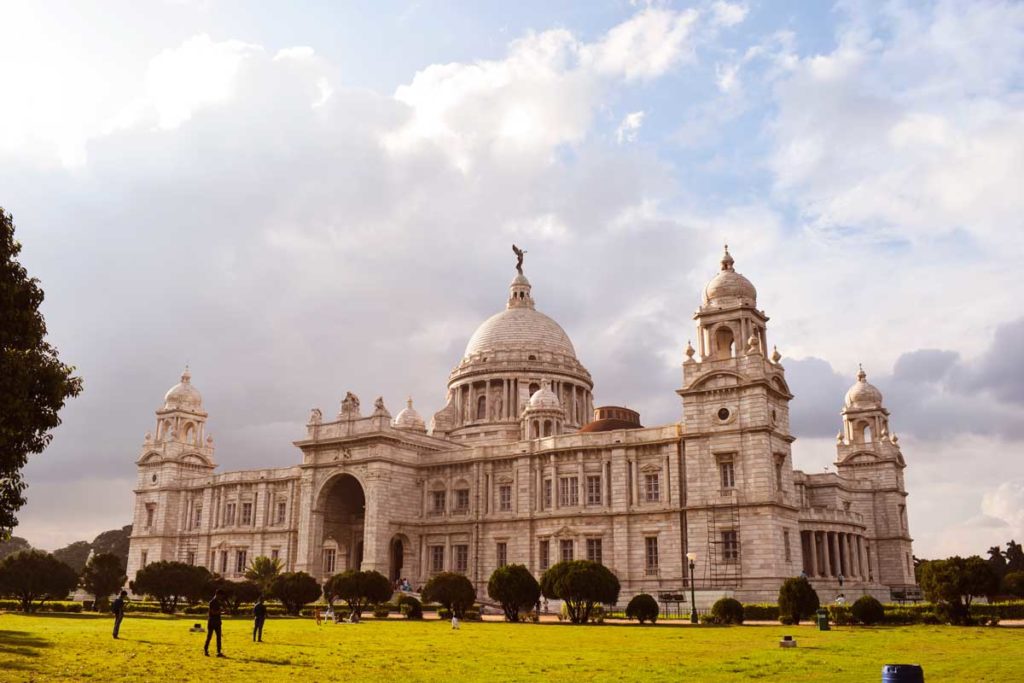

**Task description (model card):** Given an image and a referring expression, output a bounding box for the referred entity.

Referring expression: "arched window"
[715,326,735,360]
[476,395,487,420]
[855,421,873,443]
[183,423,195,444]
[529,383,540,396]
[531,421,540,439]
[543,420,552,437]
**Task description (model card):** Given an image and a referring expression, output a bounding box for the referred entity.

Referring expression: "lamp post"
[686,552,697,624]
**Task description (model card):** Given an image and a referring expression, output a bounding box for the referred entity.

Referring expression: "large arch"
[316,473,366,577]
[389,534,411,584]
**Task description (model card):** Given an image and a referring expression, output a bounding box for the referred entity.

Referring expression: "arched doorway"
[389,536,405,583]
[318,474,366,577]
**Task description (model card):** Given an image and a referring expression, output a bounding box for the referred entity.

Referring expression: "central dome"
[464,307,577,360]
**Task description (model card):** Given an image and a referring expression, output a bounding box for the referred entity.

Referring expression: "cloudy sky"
[3,0,1022,558]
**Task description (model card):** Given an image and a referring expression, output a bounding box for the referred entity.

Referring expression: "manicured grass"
[1,613,1022,681]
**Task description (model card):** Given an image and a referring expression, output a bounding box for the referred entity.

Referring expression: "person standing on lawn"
[204,589,226,657]
[111,590,128,639]
[253,595,267,642]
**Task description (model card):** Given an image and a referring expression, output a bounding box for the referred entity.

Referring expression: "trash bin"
[816,608,830,631]
[882,664,924,682]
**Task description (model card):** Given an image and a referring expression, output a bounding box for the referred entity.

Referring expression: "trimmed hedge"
[710,598,744,625]
[0,599,83,613]
[741,603,779,621]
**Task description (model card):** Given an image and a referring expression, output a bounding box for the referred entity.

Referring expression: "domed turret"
[528,382,561,410]
[163,366,203,412]
[845,365,883,409]
[521,380,565,439]
[702,245,757,307]
[393,397,427,433]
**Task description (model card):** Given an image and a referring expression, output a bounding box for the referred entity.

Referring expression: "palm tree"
[245,556,283,594]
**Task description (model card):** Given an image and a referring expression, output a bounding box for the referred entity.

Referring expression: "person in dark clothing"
[111,590,128,639]
[253,595,267,642]
[204,589,225,657]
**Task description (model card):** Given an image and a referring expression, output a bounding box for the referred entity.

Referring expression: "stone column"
[858,536,868,578]
[839,532,847,576]
[576,456,584,507]
[630,460,639,507]
[809,531,819,576]
[847,535,857,577]
[821,532,831,577]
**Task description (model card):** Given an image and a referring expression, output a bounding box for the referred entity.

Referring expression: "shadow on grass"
[0,629,52,662]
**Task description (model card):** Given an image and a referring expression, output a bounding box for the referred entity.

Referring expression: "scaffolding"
[703,491,742,588]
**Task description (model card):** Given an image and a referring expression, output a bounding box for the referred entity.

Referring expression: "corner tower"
[678,246,799,594]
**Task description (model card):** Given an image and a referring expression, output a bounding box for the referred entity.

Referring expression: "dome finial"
[181,364,191,383]
[857,363,866,382]
[512,244,527,275]
[721,243,734,271]
[407,396,414,409]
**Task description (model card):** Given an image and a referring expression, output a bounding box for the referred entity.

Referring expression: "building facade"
[126,248,916,603]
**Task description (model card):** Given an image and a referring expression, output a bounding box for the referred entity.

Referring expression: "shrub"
[270,572,321,616]
[625,594,659,624]
[588,605,605,624]
[372,604,391,618]
[540,560,620,625]
[711,597,744,625]
[1002,571,1024,598]
[779,614,796,626]
[464,608,481,621]
[851,595,884,625]
[741,603,779,621]
[422,573,476,619]
[829,603,853,625]
[487,564,541,623]
[438,608,452,620]
[778,577,819,625]
[397,595,423,619]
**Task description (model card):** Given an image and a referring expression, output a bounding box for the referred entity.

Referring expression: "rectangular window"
[240,502,253,525]
[559,539,574,563]
[186,551,196,566]
[193,505,202,529]
[539,539,550,570]
[644,473,660,502]
[276,501,287,525]
[225,502,236,526]
[323,548,336,575]
[455,488,470,512]
[430,545,445,573]
[453,544,469,573]
[145,504,155,529]
[220,551,228,573]
[586,475,602,505]
[271,548,280,562]
[645,537,659,575]
[586,538,603,564]
[775,459,784,491]
[431,491,446,514]
[722,530,739,562]
[140,550,148,567]
[558,476,579,507]
[783,529,791,561]
[236,550,248,574]
[496,542,507,567]
[499,485,512,512]
[543,479,552,509]
[720,461,735,489]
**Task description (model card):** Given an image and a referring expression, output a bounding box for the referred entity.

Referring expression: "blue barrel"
[882,664,924,682]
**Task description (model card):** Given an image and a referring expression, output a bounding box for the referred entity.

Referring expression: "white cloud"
[583,7,701,81]
[710,1,748,28]
[615,110,646,143]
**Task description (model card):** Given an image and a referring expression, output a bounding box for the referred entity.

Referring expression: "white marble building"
[126,248,916,603]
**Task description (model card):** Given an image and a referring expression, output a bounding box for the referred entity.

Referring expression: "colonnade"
[801,529,871,580]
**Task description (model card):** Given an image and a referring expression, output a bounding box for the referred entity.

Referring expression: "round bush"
[625,593,659,624]
[851,595,884,625]
[397,595,423,619]
[711,597,744,625]
[777,576,819,625]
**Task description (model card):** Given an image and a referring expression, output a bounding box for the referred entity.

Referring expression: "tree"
[540,560,620,625]
[270,571,321,615]
[90,526,132,567]
[422,572,476,619]
[130,561,211,614]
[487,564,540,623]
[53,541,92,573]
[777,576,820,625]
[851,595,884,625]
[987,545,1007,581]
[323,570,392,618]
[205,578,261,615]
[0,536,32,561]
[80,553,126,610]
[625,593,659,624]
[919,556,998,625]
[0,208,83,539]
[1006,540,1024,573]
[244,555,283,594]
[1002,571,1024,598]
[0,550,78,612]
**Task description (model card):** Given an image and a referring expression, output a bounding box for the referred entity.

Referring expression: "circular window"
[151,474,158,483]
[717,408,730,421]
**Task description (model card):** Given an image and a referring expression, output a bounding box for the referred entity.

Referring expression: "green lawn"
[1,613,1021,681]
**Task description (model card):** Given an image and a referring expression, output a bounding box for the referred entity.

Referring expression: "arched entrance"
[318,474,366,577]
[389,536,408,583]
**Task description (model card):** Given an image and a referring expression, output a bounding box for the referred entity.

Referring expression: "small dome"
[845,365,883,409]
[393,397,427,433]
[528,381,561,411]
[703,245,757,306]
[163,366,202,411]
[580,405,643,433]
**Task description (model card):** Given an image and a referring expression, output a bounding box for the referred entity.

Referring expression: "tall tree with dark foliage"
[0,208,83,539]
